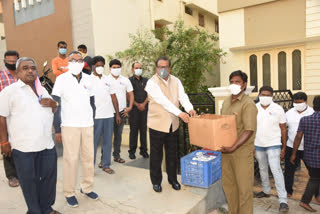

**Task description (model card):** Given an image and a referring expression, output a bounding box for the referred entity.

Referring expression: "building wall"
[218,0,277,13]
[70,0,95,56]
[1,0,73,80]
[219,9,246,87]
[244,0,305,47]
[305,0,320,95]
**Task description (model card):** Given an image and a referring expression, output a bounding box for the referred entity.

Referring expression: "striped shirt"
[0,68,17,92]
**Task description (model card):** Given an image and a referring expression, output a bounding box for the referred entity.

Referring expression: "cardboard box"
[188,114,237,151]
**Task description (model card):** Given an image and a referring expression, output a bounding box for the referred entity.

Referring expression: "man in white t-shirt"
[91,56,120,174]
[0,57,59,214]
[105,59,134,163]
[284,92,314,197]
[52,51,98,208]
[254,86,289,212]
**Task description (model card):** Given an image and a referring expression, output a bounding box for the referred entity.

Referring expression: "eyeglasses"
[69,59,84,63]
[157,66,169,69]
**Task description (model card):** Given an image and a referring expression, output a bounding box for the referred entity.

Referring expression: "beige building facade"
[0,0,219,83]
[218,0,320,100]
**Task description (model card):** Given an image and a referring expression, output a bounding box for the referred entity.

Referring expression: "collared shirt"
[255,102,286,147]
[221,92,258,152]
[0,80,54,152]
[52,71,94,127]
[298,112,320,168]
[105,74,133,112]
[0,68,17,92]
[92,74,115,119]
[286,106,314,150]
[145,75,194,116]
[52,56,68,77]
[129,75,148,103]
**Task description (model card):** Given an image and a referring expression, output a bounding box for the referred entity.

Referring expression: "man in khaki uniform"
[220,70,258,214]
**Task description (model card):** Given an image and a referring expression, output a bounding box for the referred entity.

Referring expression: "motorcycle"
[39,61,54,94]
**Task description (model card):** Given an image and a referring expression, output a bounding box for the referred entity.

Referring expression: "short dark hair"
[313,96,320,111]
[155,56,171,67]
[57,41,67,48]
[4,50,19,59]
[93,56,105,65]
[77,44,87,50]
[68,51,82,58]
[259,86,273,95]
[109,59,122,68]
[293,92,307,101]
[132,62,141,68]
[229,70,248,83]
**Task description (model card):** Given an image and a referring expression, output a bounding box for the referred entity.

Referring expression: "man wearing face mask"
[52,51,98,208]
[285,92,314,198]
[105,59,134,164]
[128,62,149,159]
[220,70,257,214]
[91,56,121,174]
[254,86,289,212]
[145,56,196,193]
[52,41,68,77]
[0,50,19,188]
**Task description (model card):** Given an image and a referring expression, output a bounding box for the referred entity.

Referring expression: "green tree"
[108,20,225,93]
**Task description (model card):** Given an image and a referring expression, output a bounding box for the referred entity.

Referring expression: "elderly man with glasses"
[52,51,98,208]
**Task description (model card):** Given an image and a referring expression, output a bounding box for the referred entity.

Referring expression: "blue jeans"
[94,117,114,168]
[255,146,287,204]
[113,113,126,158]
[12,148,57,214]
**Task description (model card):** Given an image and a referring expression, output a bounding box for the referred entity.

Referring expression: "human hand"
[179,112,190,123]
[1,142,12,157]
[189,110,197,117]
[116,113,121,125]
[290,154,296,165]
[280,148,286,161]
[55,133,62,144]
[220,146,236,153]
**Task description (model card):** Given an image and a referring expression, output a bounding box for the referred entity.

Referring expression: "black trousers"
[301,165,320,204]
[284,146,304,195]
[149,127,178,185]
[12,148,57,214]
[129,108,148,154]
[3,155,18,179]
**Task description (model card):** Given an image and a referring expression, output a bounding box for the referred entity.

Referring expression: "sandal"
[8,177,19,187]
[300,202,316,212]
[114,157,125,163]
[98,162,103,168]
[103,168,115,174]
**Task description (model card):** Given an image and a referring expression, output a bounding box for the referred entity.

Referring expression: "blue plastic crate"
[181,150,221,188]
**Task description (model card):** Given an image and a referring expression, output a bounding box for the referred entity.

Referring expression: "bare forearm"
[0,116,8,143]
[111,94,120,114]
[233,130,254,150]
[128,92,134,109]
[142,97,148,106]
[292,132,303,156]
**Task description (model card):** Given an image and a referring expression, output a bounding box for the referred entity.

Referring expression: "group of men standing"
[1,42,320,214]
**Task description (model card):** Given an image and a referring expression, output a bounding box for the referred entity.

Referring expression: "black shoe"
[153,184,162,193]
[169,181,181,190]
[279,203,289,212]
[129,153,136,159]
[254,191,270,198]
[140,152,149,158]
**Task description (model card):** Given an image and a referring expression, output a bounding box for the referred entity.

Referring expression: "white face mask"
[134,69,142,76]
[228,84,242,95]
[95,66,104,75]
[293,102,307,112]
[111,68,121,77]
[259,96,273,106]
[68,62,84,76]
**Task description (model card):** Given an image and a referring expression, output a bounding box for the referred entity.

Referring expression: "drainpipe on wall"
[149,0,155,30]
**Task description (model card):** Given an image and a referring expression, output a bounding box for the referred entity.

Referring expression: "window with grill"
[292,50,301,90]
[198,14,205,27]
[185,6,193,16]
[278,51,287,90]
[250,54,258,92]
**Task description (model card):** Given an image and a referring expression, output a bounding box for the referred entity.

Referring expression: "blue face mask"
[158,68,169,79]
[59,48,67,55]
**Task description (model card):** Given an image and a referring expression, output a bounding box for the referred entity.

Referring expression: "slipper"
[114,157,125,163]
[300,202,317,212]
[8,177,19,187]
[98,162,103,168]
[103,168,115,174]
